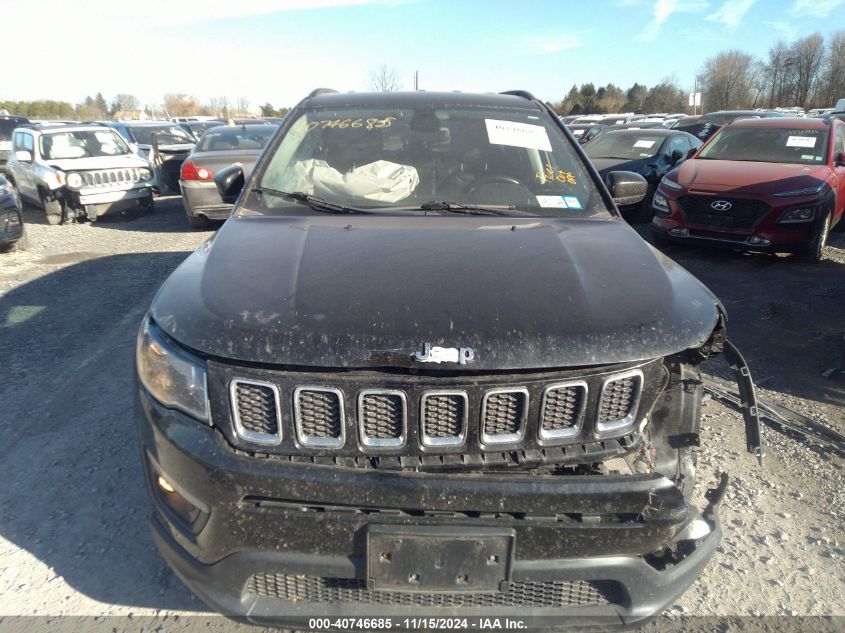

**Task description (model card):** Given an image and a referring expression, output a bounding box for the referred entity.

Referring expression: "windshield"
[129,125,193,146]
[697,126,829,165]
[39,130,131,159]
[196,125,276,152]
[585,132,665,160]
[248,104,611,218]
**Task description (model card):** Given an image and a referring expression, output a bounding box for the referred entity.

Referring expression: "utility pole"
[414,71,419,91]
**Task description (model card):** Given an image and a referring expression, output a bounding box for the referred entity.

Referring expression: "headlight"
[136,316,209,421]
[773,183,826,198]
[66,172,83,189]
[660,178,683,190]
[138,168,152,181]
[778,207,816,223]
[652,191,669,213]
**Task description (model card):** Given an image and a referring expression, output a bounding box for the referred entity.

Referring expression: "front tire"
[796,210,831,264]
[41,191,64,225]
[629,184,656,224]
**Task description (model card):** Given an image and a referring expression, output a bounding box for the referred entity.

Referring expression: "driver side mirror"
[15,150,32,163]
[686,147,697,159]
[215,164,245,204]
[606,171,648,206]
[836,152,845,167]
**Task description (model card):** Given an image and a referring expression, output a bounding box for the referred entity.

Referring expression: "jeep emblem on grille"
[413,342,475,365]
[711,200,732,211]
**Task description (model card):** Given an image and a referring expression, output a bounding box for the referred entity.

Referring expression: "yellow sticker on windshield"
[535,164,577,185]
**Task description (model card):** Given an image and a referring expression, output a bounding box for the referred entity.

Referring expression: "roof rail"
[308,88,339,98]
[499,90,538,101]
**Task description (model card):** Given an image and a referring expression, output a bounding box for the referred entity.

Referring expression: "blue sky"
[4,0,842,110]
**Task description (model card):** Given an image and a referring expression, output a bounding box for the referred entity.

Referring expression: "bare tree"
[765,41,790,108]
[368,65,402,92]
[790,33,825,108]
[700,50,755,111]
[235,97,251,116]
[819,30,845,107]
[164,93,199,117]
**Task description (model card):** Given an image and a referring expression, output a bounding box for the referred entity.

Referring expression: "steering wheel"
[463,175,523,195]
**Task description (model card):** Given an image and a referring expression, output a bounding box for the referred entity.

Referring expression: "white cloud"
[788,0,844,17]
[707,0,758,26]
[638,0,710,42]
[763,20,800,39]
[525,34,582,55]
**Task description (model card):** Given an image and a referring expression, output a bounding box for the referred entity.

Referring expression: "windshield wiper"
[419,200,517,216]
[254,188,369,214]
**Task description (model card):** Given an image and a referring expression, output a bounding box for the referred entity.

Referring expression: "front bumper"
[72,185,154,216]
[180,180,232,220]
[137,388,724,630]
[651,215,812,253]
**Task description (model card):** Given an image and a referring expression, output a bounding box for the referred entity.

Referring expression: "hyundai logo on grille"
[711,200,733,211]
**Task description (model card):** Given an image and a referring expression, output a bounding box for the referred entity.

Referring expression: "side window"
[666,134,690,157]
[15,132,34,153]
[834,126,845,157]
[12,132,21,151]
[24,134,34,153]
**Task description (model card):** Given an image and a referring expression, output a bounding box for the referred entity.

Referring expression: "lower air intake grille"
[597,372,641,431]
[421,392,467,446]
[294,388,344,447]
[482,389,528,444]
[231,381,280,443]
[248,574,619,608]
[541,383,586,439]
[359,391,406,447]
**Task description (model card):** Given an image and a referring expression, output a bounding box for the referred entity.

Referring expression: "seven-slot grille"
[481,388,528,444]
[678,195,770,231]
[230,380,282,445]
[80,168,148,188]
[597,371,642,432]
[294,387,345,448]
[358,390,406,447]
[227,368,645,452]
[540,382,587,440]
[421,392,468,446]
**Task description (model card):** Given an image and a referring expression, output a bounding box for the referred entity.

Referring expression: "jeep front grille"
[597,370,642,432]
[294,387,345,448]
[216,360,658,464]
[540,382,587,440]
[481,388,528,444]
[248,573,620,608]
[358,390,406,448]
[421,392,468,447]
[80,168,148,188]
[230,380,282,445]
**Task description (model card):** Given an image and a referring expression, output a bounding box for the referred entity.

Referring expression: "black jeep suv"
[135,89,761,630]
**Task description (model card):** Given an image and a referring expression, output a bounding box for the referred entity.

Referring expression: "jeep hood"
[672,158,828,194]
[46,154,151,172]
[151,215,721,370]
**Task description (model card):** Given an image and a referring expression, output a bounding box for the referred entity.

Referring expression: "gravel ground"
[0,198,843,629]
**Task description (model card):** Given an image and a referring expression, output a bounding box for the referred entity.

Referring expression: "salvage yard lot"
[0,198,843,625]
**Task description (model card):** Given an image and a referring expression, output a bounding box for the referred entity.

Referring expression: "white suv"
[6,124,156,224]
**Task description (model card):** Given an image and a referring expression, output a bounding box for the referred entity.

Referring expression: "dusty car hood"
[590,157,650,176]
[672,159,828,194]
[46,154,151,172]
[151,215,721,370]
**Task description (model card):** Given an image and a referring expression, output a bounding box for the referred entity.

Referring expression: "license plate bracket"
[367,525,514,592]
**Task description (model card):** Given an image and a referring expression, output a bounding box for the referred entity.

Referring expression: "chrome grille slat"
[420,391,468,447]
[230,379,282,445]
[358,390,406,448]
[597,370,643,433]
[294,387,345,448]
[540,382,587,441]
[481,388,528,445]
[76,168,149,189]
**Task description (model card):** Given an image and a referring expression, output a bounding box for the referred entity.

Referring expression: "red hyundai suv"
[651,117,845,262]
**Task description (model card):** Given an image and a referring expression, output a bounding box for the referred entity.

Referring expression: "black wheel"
[187,212,211,229]
[796,210,831,264]
[40,191,63,225]
[140,193,155,214]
